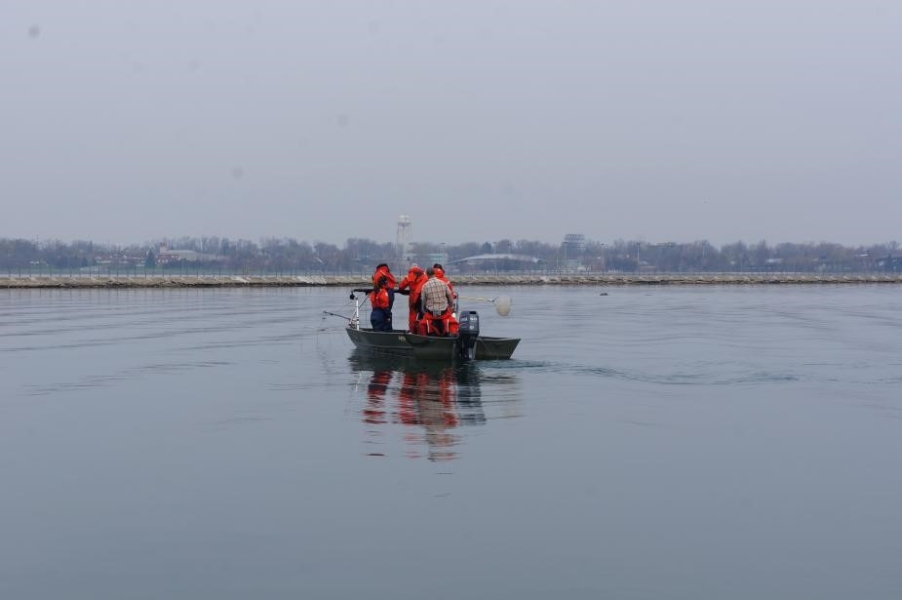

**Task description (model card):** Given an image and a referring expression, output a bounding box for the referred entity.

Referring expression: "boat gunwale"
[345,326,519,360]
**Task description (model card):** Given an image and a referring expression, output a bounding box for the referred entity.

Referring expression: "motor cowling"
[456,310,480,359]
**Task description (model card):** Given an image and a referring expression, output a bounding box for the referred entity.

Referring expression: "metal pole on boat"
[351,293,361,329]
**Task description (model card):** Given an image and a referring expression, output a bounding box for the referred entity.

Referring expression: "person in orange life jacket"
[431,263,459,334]
[371,263,397,310]
[417,267,455,336]
[369,276,393,331]
[397,264,427,332]
[432,263,455,297]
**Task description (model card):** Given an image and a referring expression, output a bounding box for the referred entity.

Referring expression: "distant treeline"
[1,236,900,274]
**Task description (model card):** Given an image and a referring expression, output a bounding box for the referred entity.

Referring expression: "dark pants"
[370,308,392,331]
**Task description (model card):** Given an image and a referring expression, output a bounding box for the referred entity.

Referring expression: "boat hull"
[345,327,519,361]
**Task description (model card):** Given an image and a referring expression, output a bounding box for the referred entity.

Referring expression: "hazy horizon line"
[2,234,899,250]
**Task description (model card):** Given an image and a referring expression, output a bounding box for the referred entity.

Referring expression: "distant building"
[449,253,540,273]
[561,234,586,270]
[426,252,449,268]
[156,244,222,265]
[877,256,902,271]
[561,234,586,258]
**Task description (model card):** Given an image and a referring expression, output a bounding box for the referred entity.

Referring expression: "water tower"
[396,215,414,264]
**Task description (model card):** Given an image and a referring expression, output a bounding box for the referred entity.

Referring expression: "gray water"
[2,286,901,599]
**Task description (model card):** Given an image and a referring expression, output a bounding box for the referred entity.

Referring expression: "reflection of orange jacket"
[363,367,461,461]
[396,373,419,425]
[372,265,397,289]
[364,370,392,425]
[369,287,390,310]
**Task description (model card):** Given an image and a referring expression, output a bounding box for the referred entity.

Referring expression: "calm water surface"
[2,286,901,599]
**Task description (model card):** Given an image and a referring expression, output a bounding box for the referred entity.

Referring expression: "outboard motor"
[456,310,480,360]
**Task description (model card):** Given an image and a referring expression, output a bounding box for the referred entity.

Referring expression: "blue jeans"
[370,308,392,331]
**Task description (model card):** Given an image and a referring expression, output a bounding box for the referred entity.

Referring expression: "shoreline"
[3,273,902,288]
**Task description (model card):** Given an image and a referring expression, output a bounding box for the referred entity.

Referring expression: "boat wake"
[495,359,801,387]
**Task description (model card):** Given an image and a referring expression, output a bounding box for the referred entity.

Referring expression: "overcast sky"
[2,1,899,247]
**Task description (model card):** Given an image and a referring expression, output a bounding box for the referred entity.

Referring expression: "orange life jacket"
[433,266,455,296]
[399,267,426,307]
[369,287,390,310]
[415,308,459,336]
[372,266,397,289]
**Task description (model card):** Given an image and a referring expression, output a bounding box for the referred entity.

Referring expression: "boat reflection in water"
[349,351,489,462]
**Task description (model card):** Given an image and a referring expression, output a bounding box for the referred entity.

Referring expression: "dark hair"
[433,263,443,270]
[426,267,435,277]
[376,263,388,270]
